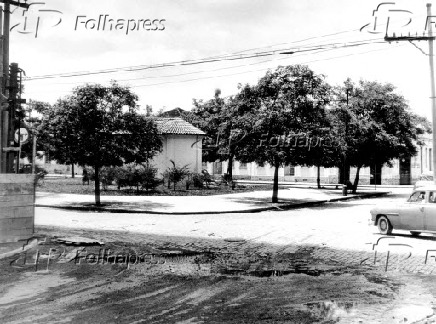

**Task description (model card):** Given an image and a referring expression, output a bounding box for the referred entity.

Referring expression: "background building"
[204,136,432,186]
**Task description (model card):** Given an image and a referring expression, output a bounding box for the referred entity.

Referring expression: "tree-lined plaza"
[22,64,430,204]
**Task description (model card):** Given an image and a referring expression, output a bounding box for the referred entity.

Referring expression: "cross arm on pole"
[384,36,435,42]
[0,1,30,9]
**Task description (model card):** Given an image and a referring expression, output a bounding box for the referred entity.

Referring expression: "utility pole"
[0,2,7,173]
[0,0,29,173]
[384,3,436,184]
[8,62,18,172]
[427,3,436,184]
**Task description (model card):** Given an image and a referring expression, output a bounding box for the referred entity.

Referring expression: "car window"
[408,191,426,203]
[430,191,436,203]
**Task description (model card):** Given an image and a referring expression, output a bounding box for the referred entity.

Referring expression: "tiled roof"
[152,117,205,135]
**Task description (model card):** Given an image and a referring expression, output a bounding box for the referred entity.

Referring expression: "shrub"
[113,164,161,192]
[166,160,190,191]
[140,165,161,192]
[161,170,171,189]
[86,167,96,181]
[99,166,117,190]
[222,173,232,185]
[113,166,129,189]
[201,169,214,188]
[191,173,204,188]
[35,166,48,186]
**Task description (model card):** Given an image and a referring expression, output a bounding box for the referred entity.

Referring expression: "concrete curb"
[35,191,390,215]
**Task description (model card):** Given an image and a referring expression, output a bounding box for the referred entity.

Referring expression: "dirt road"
[1,225,436,324]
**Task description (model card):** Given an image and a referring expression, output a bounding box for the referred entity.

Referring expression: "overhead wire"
[26,41,384,87]
[23,42,405,95]
[23,9,428,83]
[24,37,386,82]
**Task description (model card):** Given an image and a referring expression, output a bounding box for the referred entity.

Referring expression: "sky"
[7,0,436,118]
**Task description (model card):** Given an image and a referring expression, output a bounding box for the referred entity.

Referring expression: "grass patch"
[36,177,283,196]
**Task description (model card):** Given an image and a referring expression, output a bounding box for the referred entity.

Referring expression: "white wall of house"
[207,138,432,185]
[151,134,203,176]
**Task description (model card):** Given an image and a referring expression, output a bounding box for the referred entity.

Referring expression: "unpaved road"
[2,190,436,323]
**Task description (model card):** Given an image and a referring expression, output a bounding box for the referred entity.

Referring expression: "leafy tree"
[331,79,430,193]
[40,82,162,205]
[40,98,82,178]
[302,112,342,188]
[234,65,331,202]
[187,90,249,182]
[188,91,228,164]
[19,100,52,166]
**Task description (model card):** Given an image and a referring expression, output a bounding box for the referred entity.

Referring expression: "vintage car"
[370,186,436,235]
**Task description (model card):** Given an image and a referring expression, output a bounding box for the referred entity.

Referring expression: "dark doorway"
[370,163,382,185]
[399,157,411,185]
[213,162,222,175]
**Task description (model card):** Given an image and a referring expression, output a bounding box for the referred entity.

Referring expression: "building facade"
[151,117,205,176]
[204,137,433,185]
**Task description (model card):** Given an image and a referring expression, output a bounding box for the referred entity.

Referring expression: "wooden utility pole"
[384,3,436,184]
[427,3,436,183]
[0,0,30,173]
[0,2,7,173]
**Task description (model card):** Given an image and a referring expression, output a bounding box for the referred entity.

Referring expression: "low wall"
[0,174,35,243]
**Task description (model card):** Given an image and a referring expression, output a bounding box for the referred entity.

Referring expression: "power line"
[23,42,404,94]
[24,38,386,82]
[23,45,366,87]
[130,43,404,88]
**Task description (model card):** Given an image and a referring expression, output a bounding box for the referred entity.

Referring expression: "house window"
[240,162,247,169]
[284,166,295,176]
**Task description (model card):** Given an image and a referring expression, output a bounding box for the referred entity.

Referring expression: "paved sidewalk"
[35,186,390,214]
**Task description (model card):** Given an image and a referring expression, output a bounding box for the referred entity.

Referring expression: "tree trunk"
[339,162,350,184]
[71,164,75,178]
[227,153,234,189]
[352,165,362,194]
[317,165,321,189]
[94,165,101,206]
[272,161,279,203]
[227,154,233,180]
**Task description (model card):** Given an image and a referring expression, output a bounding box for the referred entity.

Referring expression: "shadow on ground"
[1,226,433,323]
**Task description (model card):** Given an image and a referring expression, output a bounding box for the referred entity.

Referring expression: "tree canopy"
[330,79,429,192]
[233,65,333,202]
[40,82,162,205]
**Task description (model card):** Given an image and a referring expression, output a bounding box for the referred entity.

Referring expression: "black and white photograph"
[2,0,436,322]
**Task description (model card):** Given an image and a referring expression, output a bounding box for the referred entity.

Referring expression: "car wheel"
[410,231,421,236]
[378,216,393,235]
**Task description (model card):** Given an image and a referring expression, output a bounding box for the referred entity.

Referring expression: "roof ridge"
[150,117,205,135]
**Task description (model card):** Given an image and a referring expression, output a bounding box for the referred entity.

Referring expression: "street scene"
[2,0,436,323]
[4,188,436,323]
